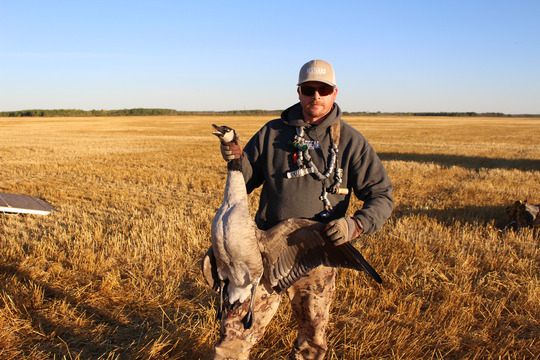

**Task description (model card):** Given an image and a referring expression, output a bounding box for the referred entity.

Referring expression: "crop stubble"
[0,115,538,359]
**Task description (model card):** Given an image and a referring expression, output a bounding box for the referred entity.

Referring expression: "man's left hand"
[324,217,363,246]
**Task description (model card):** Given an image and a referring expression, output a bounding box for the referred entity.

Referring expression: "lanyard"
[286,120,348,219]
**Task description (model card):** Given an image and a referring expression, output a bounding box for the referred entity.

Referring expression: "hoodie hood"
[280,102,342,131]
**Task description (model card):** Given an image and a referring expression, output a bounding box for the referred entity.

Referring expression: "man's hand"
[324,217,363,246]
[220,141,242,161]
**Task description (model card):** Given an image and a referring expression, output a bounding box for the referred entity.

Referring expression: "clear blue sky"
[1,0,539,114]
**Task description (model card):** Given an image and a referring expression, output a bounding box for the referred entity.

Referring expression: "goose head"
[212,124,238,144]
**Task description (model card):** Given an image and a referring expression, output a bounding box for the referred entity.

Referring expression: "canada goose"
[205,124,382,330]
[210,124,263,329]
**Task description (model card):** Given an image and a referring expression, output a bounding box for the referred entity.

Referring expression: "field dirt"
[0,115,539,359]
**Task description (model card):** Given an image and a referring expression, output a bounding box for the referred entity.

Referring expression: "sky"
[1,0,539,114]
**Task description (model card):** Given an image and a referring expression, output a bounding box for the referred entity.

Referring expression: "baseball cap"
[297,59,336,86]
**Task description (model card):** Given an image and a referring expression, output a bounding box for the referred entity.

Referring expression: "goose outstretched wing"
[258,218,382,293]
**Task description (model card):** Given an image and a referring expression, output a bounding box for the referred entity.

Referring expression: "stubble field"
[0,115,539,359]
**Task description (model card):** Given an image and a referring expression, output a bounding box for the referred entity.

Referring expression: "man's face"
[297,81,338,124]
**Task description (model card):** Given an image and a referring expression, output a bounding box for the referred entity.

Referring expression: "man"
[213,59,394,359]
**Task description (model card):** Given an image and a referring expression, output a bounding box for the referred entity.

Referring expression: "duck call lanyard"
[287,120,349,219]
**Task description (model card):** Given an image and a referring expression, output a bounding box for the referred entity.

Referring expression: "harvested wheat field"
[0,115,539,359]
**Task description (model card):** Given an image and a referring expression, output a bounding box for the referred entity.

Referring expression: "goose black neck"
[227,158,243,172]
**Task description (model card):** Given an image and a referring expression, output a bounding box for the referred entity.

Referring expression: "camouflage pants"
[213,265,337,360]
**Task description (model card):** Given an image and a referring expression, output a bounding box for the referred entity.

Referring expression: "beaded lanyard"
[287,121,349,219]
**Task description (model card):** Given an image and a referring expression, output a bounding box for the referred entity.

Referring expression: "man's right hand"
[220,141,243,161]
[323,216,363,246]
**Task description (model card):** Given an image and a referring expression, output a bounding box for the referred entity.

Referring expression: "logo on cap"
[307,68,327,75]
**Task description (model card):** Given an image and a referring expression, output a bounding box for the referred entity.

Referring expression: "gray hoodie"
[241,102,394,234]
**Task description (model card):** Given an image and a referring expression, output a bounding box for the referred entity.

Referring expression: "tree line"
[0,108,282,117]
[0,108,538,118]
[343,111,539,117]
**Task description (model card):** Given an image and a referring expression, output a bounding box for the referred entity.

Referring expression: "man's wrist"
[346,217,363,240]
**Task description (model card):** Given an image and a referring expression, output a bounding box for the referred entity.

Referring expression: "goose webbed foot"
[241,281,258,329]
[241,309,254,329]
[217,279,228,321]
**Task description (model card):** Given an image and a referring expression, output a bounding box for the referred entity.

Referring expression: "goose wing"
[201,246,220,291]
[258,218,382,293]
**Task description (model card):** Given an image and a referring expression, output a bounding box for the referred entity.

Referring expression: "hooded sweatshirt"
[241,102,394,234]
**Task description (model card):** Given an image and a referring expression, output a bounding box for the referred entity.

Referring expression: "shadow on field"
[379,152,540,172]
[394,205,508,229]
[0,264,212,359]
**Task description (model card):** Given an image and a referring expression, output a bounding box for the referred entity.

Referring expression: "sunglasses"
[299,85,335,97]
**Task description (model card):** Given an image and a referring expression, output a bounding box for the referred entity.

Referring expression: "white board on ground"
[0,193,57,215]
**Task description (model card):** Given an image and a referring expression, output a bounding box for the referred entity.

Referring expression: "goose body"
[207,124,382,329]
[212,169,262,305]
[211,161,263,328]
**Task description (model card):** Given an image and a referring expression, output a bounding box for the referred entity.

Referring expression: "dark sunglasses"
[299,85,335,97]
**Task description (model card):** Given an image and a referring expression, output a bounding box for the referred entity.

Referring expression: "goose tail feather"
[338,243,383,284]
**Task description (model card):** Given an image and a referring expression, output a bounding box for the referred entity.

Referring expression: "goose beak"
[212,124,226,137]
[212,124,237,143]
